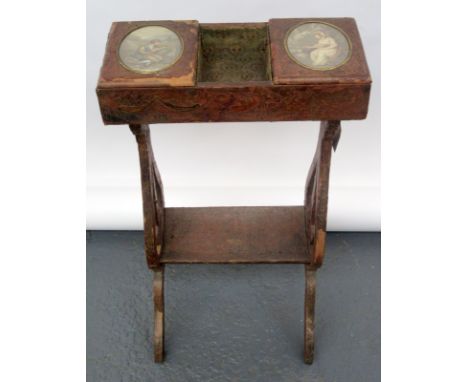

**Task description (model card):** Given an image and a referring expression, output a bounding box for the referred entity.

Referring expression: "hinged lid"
[98,20,199,88]
[269,18,371,85]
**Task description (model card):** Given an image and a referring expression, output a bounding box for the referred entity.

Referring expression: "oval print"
[286,22,351,70]
[119,26,183,74]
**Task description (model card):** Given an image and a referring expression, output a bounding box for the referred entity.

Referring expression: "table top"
[96,18,371,124]
[98,18,370,89]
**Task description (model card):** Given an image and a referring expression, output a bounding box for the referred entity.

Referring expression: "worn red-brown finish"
[97,18,371,365]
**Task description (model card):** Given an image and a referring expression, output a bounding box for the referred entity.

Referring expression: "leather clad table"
[96,18,371,364]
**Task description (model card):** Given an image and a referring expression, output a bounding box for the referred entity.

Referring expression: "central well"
[197,23,272,83]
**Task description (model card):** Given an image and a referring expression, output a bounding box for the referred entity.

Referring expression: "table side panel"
[97,83,370,124]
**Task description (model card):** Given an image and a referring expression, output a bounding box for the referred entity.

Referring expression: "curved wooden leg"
[129,124,165,269]
[153,266,165,362]
[304,265,316,364]
[304,120,341,267]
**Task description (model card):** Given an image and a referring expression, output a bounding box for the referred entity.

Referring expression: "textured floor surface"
[87,231,380,382]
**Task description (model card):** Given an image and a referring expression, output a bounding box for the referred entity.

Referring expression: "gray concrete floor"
[87,231,380,382]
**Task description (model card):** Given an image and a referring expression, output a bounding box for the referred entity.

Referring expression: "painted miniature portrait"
[119,26,183,73]
[286,22,351,70]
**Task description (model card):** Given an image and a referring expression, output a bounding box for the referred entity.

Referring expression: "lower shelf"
[161,206,309,264]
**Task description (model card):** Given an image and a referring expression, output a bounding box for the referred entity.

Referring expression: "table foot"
[153,266,165,362]
[304,265,316,364]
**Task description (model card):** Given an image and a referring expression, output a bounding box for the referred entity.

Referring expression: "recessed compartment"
[197,23,272,83]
